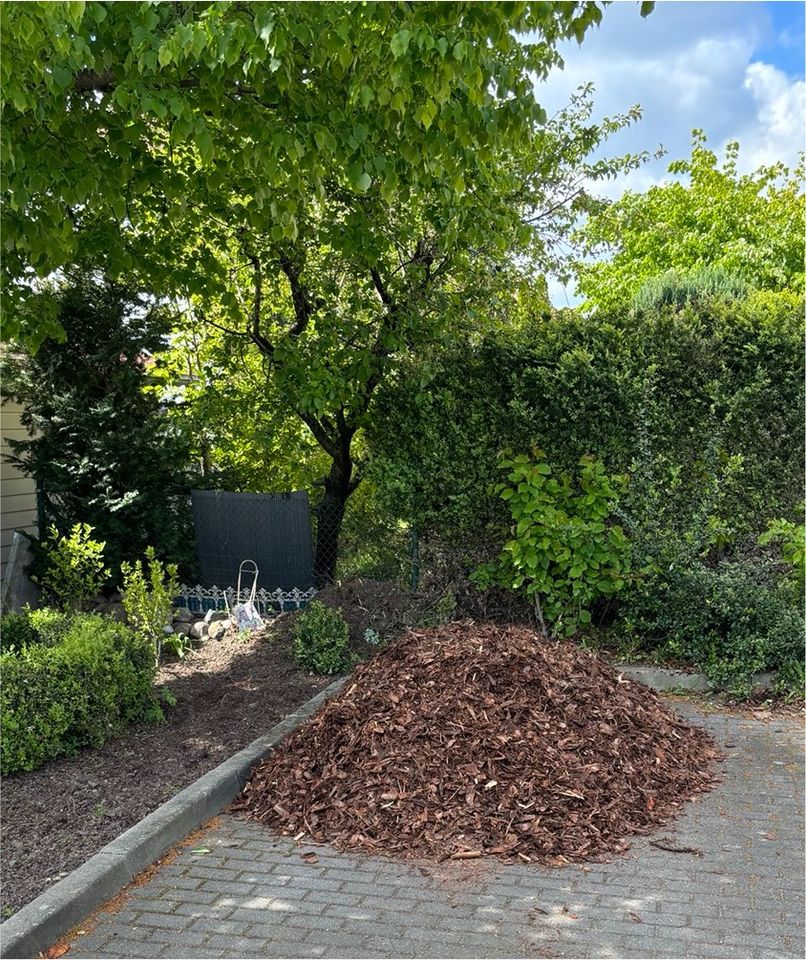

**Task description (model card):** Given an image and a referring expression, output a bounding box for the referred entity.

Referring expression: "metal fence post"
[409,525,420,592]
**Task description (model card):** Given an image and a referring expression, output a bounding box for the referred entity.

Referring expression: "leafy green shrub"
[775,658,805,701]
[36,523,110,610]
[616,418,804,696]
[0,612,38,654]
[621,550,803,696]
[27,607,72,646]
[1,612,160,774]
[758,518,805,594]
[0,607,72,654]
[292,601,350,675]
[121,547,179,663]
[473,451,630,638]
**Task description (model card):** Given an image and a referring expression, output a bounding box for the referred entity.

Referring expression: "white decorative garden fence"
[175,584,316,617]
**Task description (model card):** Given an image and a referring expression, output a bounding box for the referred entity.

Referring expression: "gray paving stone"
[59,706,803,960]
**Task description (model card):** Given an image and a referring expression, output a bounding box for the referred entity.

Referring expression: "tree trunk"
[313,453,355,587]
[314,487,346,587]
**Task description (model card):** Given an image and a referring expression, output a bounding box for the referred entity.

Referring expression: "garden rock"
[236,622,721,864]
[204,609,229,624]
[207,619,231,641]
[162,624,174,636]
[174,607,193,622]
[189,621,208,640]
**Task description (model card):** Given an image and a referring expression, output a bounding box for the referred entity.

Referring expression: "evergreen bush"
[0,610,161,774]
[292,601,350,675]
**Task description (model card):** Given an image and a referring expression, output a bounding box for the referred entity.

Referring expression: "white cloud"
[535,1,805,304]
[738,61,806,170]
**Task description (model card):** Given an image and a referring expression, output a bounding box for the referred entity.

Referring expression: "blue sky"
[539,1,805,304]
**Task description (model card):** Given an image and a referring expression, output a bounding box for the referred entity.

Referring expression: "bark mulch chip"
[235,622,722,864]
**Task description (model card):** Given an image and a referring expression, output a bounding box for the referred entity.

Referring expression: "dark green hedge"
[1,611,161,774]
[368,289,804,545]
[366,290,804,691]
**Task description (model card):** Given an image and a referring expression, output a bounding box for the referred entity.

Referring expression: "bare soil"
[0,629,328,918]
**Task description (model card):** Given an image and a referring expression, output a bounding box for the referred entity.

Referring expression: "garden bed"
[0,627,328,919]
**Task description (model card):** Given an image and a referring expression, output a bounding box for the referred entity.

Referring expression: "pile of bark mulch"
[235,622,722,864]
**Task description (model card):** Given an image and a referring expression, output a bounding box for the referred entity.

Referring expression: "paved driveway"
[69,706,804,959]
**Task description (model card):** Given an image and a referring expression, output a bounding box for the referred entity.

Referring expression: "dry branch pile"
[235,623,720,863]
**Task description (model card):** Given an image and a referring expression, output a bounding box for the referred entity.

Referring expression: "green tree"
[148,324,327,494]
[473,450,631,637]
[2,1,653,581]
[3,271,195,577]
[576,131,805,310]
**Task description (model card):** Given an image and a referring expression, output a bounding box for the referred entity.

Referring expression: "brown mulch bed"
[0,630,328,918]
[235,622,722,864]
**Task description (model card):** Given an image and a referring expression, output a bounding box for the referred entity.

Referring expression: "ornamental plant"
[1,611,160,774]
[292,601,350,675]
[37,523,110,610]
[473,450,630,638]
[758,518,805,596]
[121,547,179,663]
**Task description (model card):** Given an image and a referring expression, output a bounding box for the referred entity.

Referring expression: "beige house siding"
[1,398,38,578]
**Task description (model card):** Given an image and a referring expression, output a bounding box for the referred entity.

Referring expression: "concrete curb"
[0,677,348,960]
[617,663,775,693]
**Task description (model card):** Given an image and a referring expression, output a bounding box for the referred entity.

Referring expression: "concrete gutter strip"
[0,677,348,960]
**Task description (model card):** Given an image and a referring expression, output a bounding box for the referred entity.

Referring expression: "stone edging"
[617,663,775,693]
[0,677,348,960]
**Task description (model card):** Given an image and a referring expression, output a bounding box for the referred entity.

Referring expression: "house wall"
[1,398,38,579]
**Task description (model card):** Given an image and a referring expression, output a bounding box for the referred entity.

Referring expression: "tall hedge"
[367,289,804,549]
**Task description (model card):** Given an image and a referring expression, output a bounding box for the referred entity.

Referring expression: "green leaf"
[390,29,411,59]
[196,129,214,163]
[417,99,437,130]
[52,66,73,90]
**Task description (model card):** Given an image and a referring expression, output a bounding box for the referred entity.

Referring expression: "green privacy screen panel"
[190,489,315,591]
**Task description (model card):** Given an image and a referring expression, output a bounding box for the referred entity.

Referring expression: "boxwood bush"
[1,610,162,774]
[292,601,350,675]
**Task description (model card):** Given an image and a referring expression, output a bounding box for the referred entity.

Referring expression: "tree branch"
[73,70,274,103]
[297,411,339,460]
[279,254,318,337]
[246,255,275,356]
[369,267,394,307]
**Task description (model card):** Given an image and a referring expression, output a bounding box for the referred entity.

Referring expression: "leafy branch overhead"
[2,0,654,583]
[3,1,650,343]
